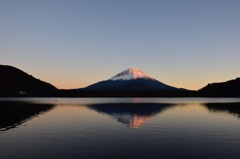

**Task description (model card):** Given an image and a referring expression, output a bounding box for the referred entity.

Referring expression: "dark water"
[0,98,240,159]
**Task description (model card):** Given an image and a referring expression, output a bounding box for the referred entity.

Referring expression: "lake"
[0,98,240,159]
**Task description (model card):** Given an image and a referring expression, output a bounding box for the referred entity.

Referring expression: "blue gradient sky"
[1,0,240,90]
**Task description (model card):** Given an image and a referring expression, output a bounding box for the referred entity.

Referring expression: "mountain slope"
[198,78,240,97]
[84,68,182,91]
[0,65,57,97]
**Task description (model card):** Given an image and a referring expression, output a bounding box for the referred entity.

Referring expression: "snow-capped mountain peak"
[85,67,181,91]
[109,68,156,81]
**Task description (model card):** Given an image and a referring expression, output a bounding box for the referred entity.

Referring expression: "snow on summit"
[109,68,156,81]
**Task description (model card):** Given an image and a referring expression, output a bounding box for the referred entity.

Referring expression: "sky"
[1,0,240,90]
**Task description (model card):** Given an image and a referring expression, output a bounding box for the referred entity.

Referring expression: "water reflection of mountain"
[204,103,240,118]
[0,101,55,131]
[87,103,173,128]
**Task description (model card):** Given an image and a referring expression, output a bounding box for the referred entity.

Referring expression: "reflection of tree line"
[1,101,240,131]
[0,102,55,131]
[204,103,240,118]
[88,103,240,128]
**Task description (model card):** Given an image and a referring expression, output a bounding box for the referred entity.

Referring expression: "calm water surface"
[0,98,240,159]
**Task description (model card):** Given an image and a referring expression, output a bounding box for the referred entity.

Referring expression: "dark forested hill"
[0,65,57,97]
[198,78,240,97]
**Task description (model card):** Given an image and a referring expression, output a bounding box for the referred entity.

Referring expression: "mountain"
[198,78,240,97]
[84,68,182,91]
[0,65,57,97]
